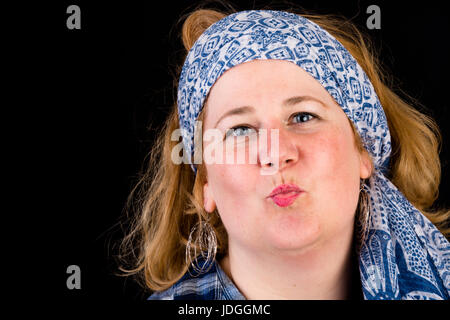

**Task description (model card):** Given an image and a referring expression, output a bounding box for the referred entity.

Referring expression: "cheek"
[306,120,360,179]
[305,126,360,223]
[313,131,357,175]
[206,163,259,211]
[205,163,262,241]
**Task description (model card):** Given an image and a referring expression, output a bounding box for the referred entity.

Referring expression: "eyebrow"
[214,95,327,128]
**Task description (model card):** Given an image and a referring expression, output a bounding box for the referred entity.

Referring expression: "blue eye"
[226,126,256,138]
[291,112,316,124]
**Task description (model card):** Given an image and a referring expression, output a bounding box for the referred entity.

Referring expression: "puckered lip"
[268,183,303,198]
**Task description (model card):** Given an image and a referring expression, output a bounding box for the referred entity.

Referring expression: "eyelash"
[225,112,319,138]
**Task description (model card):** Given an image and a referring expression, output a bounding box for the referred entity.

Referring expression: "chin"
[266,214,322,253]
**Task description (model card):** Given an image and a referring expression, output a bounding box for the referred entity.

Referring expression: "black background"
[30,0,449,304]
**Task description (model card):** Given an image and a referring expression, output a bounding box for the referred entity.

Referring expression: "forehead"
[205,59,335,109]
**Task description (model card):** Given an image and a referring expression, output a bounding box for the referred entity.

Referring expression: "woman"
[119,8,450,300]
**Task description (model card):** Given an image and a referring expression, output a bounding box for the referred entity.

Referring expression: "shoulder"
[147,259,221,300]
[148,287,175,300]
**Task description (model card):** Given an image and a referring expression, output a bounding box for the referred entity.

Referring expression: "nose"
[259,126,299,173]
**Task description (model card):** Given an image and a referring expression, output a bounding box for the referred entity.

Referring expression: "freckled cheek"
[303,130,359,203]
[303,129,360,225]
[305,130,358,189]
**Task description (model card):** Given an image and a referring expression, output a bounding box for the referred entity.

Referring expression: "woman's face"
[202,60,372,256]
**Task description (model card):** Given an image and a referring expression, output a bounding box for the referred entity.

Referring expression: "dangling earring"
[185,218,217,276]
[356,179,371,248]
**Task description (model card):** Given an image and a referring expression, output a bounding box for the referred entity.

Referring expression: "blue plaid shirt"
[148,257,246,300]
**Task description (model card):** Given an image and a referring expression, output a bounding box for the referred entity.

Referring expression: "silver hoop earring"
[357,179,371,248]
[185,219,217,276]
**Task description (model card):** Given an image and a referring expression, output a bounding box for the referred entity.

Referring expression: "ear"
[203,182,216,213]
[359,150,372,179]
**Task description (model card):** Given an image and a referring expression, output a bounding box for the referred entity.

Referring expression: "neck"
[219,227,356,300]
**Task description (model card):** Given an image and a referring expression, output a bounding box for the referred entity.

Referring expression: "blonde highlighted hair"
[118,5,450,293]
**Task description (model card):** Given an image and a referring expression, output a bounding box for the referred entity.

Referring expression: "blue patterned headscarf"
[177,10,450,300]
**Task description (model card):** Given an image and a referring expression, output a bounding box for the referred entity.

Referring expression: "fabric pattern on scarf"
[176,10,450,300]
